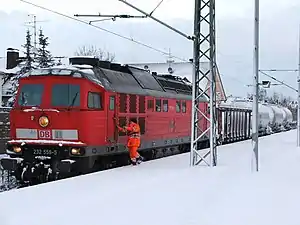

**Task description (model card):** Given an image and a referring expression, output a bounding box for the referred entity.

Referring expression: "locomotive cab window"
[163,100,168,112]
[109,96,115,110]
[88,92,102,109]
[182,101,186,113]
[155,99,161,112]
[52,84,80,107]
[18,84,44,107]
[176,101,181,113]
[147,99,154,111]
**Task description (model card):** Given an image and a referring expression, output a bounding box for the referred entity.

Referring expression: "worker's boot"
[130,158,137,166]
[137,155,144,164]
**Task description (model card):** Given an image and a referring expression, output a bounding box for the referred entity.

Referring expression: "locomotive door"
[107,94,118,145]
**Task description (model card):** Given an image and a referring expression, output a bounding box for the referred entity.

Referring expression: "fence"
[0,107,11,154]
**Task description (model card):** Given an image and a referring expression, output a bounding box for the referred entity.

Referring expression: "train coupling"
[57,159,77,173]
[0,157,23,171]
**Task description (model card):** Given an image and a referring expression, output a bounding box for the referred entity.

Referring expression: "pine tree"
[37,28,54,68]
[6,29,36,106]
[21,29,34,73]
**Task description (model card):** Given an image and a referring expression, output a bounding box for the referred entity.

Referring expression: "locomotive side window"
[52,84,80,107]
[109,96,115,110]
[176,101,181,113]
[182,101,186,113]
[147,99,154,111]
[163,100,168,112]
[155,99,161,112]
[139,96,146,113]
[119,93,127,113]
[138,117,146,135]
[88,92,102,109]
[129,95,137,113]
[18,84,44,106]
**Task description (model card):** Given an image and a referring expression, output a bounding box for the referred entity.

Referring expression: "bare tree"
[74,45,115,62]
[247,87,267,101]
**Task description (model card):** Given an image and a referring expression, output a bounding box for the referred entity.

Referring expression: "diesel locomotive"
[0,56,209,184]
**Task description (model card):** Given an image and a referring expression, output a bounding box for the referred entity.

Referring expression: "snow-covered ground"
[0,130,299,225]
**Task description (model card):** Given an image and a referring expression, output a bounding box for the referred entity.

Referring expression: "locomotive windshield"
[18,84,44,106]
[51,84,80,107]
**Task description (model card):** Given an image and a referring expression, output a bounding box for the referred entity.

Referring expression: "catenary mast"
[190,0,217,167]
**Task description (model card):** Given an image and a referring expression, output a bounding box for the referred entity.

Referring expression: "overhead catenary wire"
[149,0,165,16]
[259,70,298,92]
[118,0,192,40]
[18,0,265,90]
[19,0,189,62]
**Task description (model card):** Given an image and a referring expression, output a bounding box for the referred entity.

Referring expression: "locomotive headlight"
[71,148,81,155]
[13,146,22,153]
[39,116,49,128]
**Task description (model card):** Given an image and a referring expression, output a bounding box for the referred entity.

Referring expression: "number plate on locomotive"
[33,149,58,156]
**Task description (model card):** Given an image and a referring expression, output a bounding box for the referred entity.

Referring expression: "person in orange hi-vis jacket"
[116,118,144,165]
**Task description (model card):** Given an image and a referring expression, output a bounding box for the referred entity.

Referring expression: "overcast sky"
[1,0,300,99]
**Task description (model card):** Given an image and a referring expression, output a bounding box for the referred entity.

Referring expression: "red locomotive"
[0,56,209,184]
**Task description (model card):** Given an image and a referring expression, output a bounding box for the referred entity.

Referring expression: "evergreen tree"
[37,28,54,68]
[6,29,37,106]
[20,29,34,73]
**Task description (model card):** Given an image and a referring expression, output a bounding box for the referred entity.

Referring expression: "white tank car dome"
[258,103,272,128]
[269,104,284,125]
[279,106,288,122]
[262,103,275,124]
[281,107,293,123]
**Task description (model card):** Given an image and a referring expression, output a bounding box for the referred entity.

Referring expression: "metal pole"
[252,0,259,171]
[190,0,200,166]
[297,25,300,147]
[210,0,217,166]
[34,15,37,51]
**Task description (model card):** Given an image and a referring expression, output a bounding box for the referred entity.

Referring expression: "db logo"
[38,130,51,139]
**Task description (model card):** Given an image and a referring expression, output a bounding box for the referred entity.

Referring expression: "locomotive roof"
[25,57,208,101]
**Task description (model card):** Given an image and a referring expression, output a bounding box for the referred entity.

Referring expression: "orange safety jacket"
[118,122,141,148]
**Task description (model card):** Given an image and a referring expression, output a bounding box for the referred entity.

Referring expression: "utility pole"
[26,14,37,57]
[252,0,259,172]
[33,15,37,51]
[118,0,218,166]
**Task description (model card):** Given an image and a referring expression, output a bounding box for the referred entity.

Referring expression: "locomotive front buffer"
[0,138,87,184]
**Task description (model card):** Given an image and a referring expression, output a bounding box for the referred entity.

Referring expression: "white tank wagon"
[258,103,273,135]
[280,106,293,130]
[268,104,285,132]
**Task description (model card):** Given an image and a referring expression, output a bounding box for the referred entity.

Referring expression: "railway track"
[0,145,187,192]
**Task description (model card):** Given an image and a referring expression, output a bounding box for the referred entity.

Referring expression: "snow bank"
[0,131,299,225]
